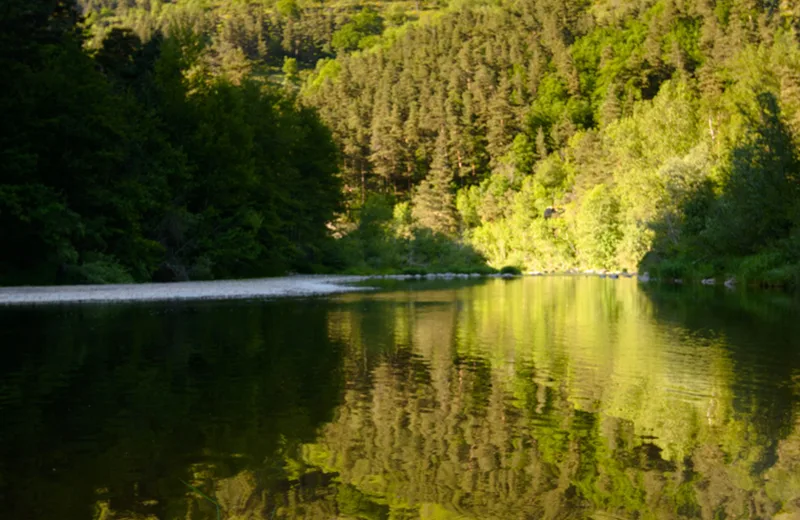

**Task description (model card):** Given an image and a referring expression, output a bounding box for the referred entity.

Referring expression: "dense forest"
[3,0,800,284]
[0,0,341,284]
[301,0,800,283]
[77,0,437,70]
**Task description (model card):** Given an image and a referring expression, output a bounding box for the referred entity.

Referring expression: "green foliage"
[385,4,409,27]
[0,2,342,285]
[705,93,800,255]
[761,263,800,288]
[282,56,298,83]
[331,8,384,53]
[737,250,788,283]
[304,58,341,95]
[66,254,136,285]
[287,0,783,279]
[575,184,622,270]
[412,132,459,236]
[276,0,301,19]
[498,265,521,275]
[330,194,488,273]
[299,0,800,278]
[12,0,800,283]
[644,89,800,284]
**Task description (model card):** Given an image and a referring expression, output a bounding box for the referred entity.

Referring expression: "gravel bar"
[0,275,373,305]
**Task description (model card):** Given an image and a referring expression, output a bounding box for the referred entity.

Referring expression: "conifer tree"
[412,130,458,236]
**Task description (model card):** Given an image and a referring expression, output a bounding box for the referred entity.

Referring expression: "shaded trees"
[705,92,800,255]
[0,1,342,284]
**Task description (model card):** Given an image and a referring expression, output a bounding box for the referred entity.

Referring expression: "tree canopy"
[0,0,341,284]
[300,0,800,281]
[5,0,800,282]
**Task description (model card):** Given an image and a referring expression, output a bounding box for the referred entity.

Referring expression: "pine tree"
[412,130,458,235]
[486,76,517,164]
[599,83,622,128]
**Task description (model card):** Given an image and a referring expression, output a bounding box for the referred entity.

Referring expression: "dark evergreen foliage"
[0,0,341,284]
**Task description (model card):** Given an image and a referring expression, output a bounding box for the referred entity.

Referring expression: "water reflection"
[315,278,800,519]
[0,301,344,520]
[1,278,799,519]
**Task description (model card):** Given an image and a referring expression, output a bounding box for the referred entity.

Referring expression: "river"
[1,276,799,519]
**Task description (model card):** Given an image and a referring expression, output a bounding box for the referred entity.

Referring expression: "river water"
[1,277,799,519]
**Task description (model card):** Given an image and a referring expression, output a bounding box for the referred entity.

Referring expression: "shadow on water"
[1,278,800,519]
[640,285,800,472]
[0,300,345,520]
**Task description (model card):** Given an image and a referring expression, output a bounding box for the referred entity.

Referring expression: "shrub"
[67,254,134,285]
[762,264,800,287]
[651,258,689,280]
[737,250,786,284]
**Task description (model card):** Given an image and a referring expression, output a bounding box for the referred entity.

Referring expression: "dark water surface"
[2,277,800,519]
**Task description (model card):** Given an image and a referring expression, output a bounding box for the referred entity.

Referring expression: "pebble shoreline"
[0,275,373,305]
[0,270,728,305]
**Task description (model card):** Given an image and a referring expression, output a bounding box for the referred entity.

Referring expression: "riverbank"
[0,271,525,305]
[4,266,787,306]
[641,251,800,290]
[0,275,374,305]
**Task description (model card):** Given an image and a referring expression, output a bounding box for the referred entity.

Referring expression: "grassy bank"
[642,250,800,289]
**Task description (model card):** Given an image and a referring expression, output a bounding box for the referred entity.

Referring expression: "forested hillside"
[0,0,341,284]
[4,0,800,284]
[77,0,438,74]
[303,0,800,283]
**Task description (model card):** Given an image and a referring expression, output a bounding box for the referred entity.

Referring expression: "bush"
[762,264,800,287]
[736,250,786,284]
[326,196,491,275]
[499,265,522,275]
[649,258,689,280]
[67,254,134,285]
[575,184,622,270]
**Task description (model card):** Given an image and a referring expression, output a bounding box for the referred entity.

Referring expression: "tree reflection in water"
[0,278,798,519]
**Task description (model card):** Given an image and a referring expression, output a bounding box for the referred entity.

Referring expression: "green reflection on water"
[1,278,799,519]
[0,301,344,520]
